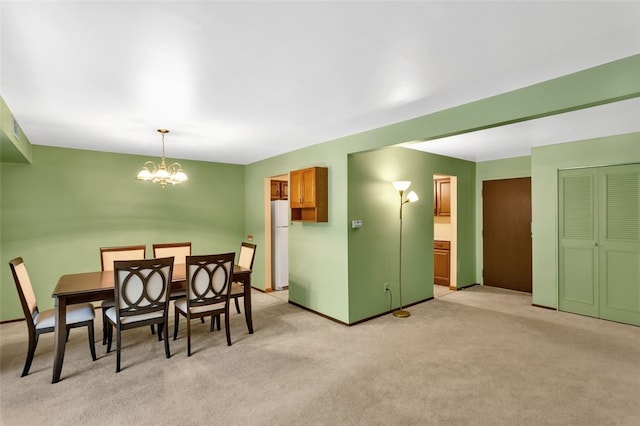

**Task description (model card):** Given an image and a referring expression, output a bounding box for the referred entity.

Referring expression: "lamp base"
[393,309,411,318]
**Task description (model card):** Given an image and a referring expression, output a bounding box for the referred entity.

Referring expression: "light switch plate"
[351,219,363,229]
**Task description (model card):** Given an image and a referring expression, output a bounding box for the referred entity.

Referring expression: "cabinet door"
[301,168,316,207]
[434,180,438,215]
[271,181,281,200]
[435,179,451,216]
[290,171,303,207]
[271,180,288,200]
[434,248,450,285]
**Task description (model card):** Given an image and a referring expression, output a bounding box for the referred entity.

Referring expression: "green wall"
[531,132,640,308]
[475,156,531,283]
[347,147,476,323]
[244,143,348,322]
[1,145,244,321]
[244,54,639,324]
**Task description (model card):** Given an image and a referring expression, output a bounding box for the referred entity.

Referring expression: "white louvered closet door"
[559,164,640,326]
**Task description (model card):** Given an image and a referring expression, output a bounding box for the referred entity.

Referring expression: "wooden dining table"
[51,263,252,383]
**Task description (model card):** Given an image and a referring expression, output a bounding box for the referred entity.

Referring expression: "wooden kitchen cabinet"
[289,166,328,222]
[434,178,451,216]
[270,180,288,200]
[434,240,450,286]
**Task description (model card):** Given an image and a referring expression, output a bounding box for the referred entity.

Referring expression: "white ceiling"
[1,1,639,165]
[405,97,640,162]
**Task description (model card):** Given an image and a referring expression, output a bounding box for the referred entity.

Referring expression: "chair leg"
[186,315,192,357]
[157,323,163,341]
[116,326,122,373]
[224,312,232,347]
[209,315,221,332]
[87,320,97,361]
[102,309,108,345]
[21,331,39,377]
[200,317,205,324]
[106,322,113,353]
[234,298,241,314]
[151,324,156,335]
[163,321,171,359]
[173,307,180,340]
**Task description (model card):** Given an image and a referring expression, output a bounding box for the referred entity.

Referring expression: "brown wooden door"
[482,177,532,292]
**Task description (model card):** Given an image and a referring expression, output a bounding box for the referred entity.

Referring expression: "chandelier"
[136,129,188,187]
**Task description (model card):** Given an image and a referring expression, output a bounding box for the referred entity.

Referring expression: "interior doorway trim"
[433,174,457,290]
[264,173,289,292]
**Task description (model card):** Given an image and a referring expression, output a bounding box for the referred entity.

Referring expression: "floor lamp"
[392,181,419,318]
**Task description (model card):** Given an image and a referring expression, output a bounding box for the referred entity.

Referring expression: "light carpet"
[1,286,638,426]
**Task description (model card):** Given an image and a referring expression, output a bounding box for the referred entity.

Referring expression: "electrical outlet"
[383,282,389,292]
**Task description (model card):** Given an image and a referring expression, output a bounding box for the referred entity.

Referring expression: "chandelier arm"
[143,160,159,172]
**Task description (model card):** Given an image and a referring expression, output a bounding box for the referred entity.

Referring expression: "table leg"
[243,275,254,334]
[52,296,67,383]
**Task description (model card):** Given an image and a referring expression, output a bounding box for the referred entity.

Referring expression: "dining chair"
[230,242,257,314]
[211,242,256,332]
[105,257,174,372]
[9,257,97,377]
[99,245,146,344]
[173,253,235,356]
[153,241,193,330]
[152,242,191,265]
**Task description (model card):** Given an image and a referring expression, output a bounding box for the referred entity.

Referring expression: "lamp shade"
[392,181,411,191]
[407,191,419,202]
[172,170,188,183]
[136,168,152,181]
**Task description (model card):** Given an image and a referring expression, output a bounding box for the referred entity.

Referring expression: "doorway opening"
[433,174,457,297]
[264,174,289,293]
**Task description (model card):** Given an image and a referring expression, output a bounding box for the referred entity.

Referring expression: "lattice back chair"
[153,242,191,301]
[229,242,257,314]
[9,257,96,377]
[173,253,235,356]
[99,245,146,344]
[105,257,174,372]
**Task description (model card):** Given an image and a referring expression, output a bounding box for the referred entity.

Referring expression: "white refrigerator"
[271,200,289,290]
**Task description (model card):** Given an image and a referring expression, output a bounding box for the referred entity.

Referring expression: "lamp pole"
[394,189,411,318]
[391,181,418,318]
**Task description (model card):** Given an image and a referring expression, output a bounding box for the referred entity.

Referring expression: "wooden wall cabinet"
[270,180,288,200]
[434,240,451,286]
[434,178,451,216]
[289,166,328,222]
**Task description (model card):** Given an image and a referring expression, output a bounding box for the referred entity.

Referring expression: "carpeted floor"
[1,285,638,426]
